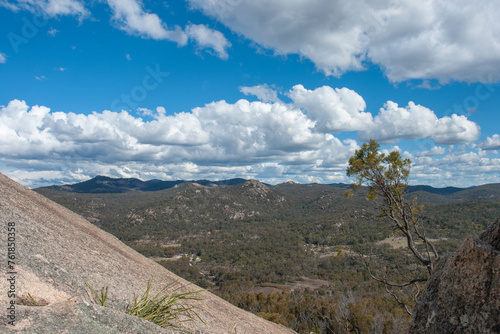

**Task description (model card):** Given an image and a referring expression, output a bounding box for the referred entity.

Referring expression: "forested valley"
[36,177,500,333]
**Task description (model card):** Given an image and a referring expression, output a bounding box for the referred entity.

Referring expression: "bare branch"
[385,285,412,316]
[365,259,427,288]
[413,283,421,301]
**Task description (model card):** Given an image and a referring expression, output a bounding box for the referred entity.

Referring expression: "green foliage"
[346,139,411,201]
[132,243,176,258]
[126,277,205,332]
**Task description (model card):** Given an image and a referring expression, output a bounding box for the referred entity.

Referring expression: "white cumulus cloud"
[189,0,369,77]
[0,52,6,63]
[288,85,370,133]
[189,0,500,83]
[478,134,500,150]
[368,0,500,83]
[191,99,325,160]
[359,101,480,144]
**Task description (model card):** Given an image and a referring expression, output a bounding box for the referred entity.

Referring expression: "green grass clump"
[85,277,205,333]
[126,277,205,332]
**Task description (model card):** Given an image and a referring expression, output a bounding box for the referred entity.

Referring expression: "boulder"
[409,218,500,333]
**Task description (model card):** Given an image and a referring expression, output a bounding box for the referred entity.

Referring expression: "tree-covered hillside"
[35,179,500,333]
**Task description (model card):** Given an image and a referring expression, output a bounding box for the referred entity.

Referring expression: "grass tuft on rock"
[86,277,205,333]
[85,281,109,307]
[126,277,205,332]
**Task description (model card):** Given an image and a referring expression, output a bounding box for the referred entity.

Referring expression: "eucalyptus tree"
[346,139,439,314]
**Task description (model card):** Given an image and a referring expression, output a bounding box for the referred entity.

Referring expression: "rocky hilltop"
[0,173,295,333]
[409,218,500,333]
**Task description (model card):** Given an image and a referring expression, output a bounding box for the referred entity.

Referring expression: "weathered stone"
[480,218,500,251]
[0,300,174,333]
[409,218,500,333]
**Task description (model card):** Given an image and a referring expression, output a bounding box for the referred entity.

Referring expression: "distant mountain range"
[406,184,466,195]
[39,175,248,193]
[36,175,500,202]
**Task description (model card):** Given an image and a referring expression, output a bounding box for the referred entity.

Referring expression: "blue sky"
[0,0,499,188]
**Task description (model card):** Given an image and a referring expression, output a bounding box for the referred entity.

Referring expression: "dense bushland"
[36,180,500,333]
